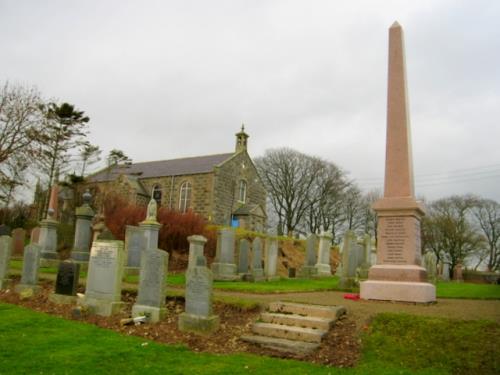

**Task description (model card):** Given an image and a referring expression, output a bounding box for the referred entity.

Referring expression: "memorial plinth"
[360,22,435,303]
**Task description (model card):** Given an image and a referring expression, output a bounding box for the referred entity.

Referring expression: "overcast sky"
[1,0,499,202]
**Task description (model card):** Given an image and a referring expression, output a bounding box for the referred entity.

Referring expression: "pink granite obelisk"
[360,22,436,303]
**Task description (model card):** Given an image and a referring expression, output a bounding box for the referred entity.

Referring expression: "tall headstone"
[124,225,145,274]
[14,244,42,295]
[251,237,265,280]
[71,190,94,262]
[423,251,438,284]
[315,229,333,277]
[187,235,207,269]
[211,228,238,280]
[264,232,279,280]
[49,260,80,304]
[360,22,435,303]
[358,234,372,279]
[441,254,451,281]
[79,240,126,316]
[299,234,319,278]
[179,256,220,333]
[132,248,169,322]
[338,231,361,288]
[237,239,250,275]
[0,236,13,289]
[39,185,59,266]
[11,228,26,256]
[139,198,161,251]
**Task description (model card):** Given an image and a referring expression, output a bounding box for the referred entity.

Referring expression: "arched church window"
[179,181,192,213]
[152,184,162,205]
[238,180,247,203]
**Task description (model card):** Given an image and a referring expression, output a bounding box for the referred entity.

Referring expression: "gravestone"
[49,260,80,304]
[237,239,250,275]
[264,233,279,281]
[339,231,360,288]
[0,236,13,289]
[124,225,144,274]
[15,244,42,295]
[315,229,333,277]
[179,256,220,334]
[132,248,169,322]
[139,198,161,250]
[299,234,319,278]
[39,185,59,266]
[79,240,125,316]
[441,261,451,281]
[423,251,438,284]
[358,234,372,279]
[30,227,41,244]
[211,228,238,280]
[360,22,435,303]
[71,190,94,262]
[251,237,265,280]
[453,263,463,283]
[12,228,26,256]
[0,225,11,236]
[187,235,207,269]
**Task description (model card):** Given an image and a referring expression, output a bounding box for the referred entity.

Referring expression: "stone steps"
[241,301,347,356]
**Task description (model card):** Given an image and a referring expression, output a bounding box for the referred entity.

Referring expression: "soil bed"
[0,277,360,368]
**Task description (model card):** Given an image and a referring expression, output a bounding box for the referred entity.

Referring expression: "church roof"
[88,153,234,182]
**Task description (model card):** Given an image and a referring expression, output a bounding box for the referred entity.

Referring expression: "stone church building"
[82,127,267,231]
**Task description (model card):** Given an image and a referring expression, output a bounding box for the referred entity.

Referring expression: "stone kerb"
[211,228,238,280]
[0,236,13,290]
[179,256,220,334]
[79,240,125,316]
[299,234,319,278]
[315,230,333,277]
[132,248,169,322]
[15,243,42,296]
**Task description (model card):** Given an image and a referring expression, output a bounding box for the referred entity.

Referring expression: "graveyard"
[1,12,500,375]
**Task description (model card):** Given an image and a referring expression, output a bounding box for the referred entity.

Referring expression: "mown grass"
[436,281,500,299]
[1,303,498,374]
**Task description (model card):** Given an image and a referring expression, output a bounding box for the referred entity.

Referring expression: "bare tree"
[342,185,365,232]
[473,198,500,271]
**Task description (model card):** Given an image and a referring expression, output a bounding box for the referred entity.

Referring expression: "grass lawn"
[0,303,498,374]
[436,281,500,299]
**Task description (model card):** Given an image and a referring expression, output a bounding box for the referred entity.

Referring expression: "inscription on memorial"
[381,217,407,264]
[186,272,210,316]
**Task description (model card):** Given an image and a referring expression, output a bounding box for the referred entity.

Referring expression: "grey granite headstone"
[211,228,237,280]
[338,230,361,288]
[80,240,125,316]
[187,235,207,269]
[441,261,450,281]
[125,225,145,268]
[71,190,94,262]
[299,234,319,278]
[15,243,42,295]
[0,236,13,289]
[237,239,250,274]
[358,234,372,279]
[179,255,220,333]
[315,229,333,276]
[264,234,279,280]
[132,248,169,322]
[251,237,265,280]
[39,217,58,265]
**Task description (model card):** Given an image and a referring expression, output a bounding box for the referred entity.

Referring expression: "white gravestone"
[315,229,333,276]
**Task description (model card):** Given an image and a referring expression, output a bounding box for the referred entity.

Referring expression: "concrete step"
[241,335,320,355]
[252,322,326,343]
[268,301,346,320]
[260,312,333,330]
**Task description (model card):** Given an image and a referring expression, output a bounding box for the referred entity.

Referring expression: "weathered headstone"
[30,227,41,244]
[211,228,238,280]
[339,231,360,288]
[299,234,319,278]
[251,237,265,280]
[441,261,451,281]
[79,240,125,316]
[139,198,161,250]
[423,251,438,284]
[179,256,220,333]
[15,244,42,295]
[124,225,144,274]
[360,22,435,303]
[39,185,59,266]
[315,229,333,277]
[0,236,13,289]
[49,260,80,304]
[71,190,94,262]
[132,248,169,322]
[187,235,207,269]
[11,228,26,256]
[0,225,11,236]
[264,233,279,281]
[358,234,372,279]
[237,239,250,275]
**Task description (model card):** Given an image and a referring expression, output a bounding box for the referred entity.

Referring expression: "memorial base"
[14,284,41,297]
[178,312,220,334]
[360,280,436,303]
[211,262,238,281]
[132,304,166,323]
[49,293,77,305]
[298,266,318,278]
[314,263,332,277]
[79,297,125,316]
